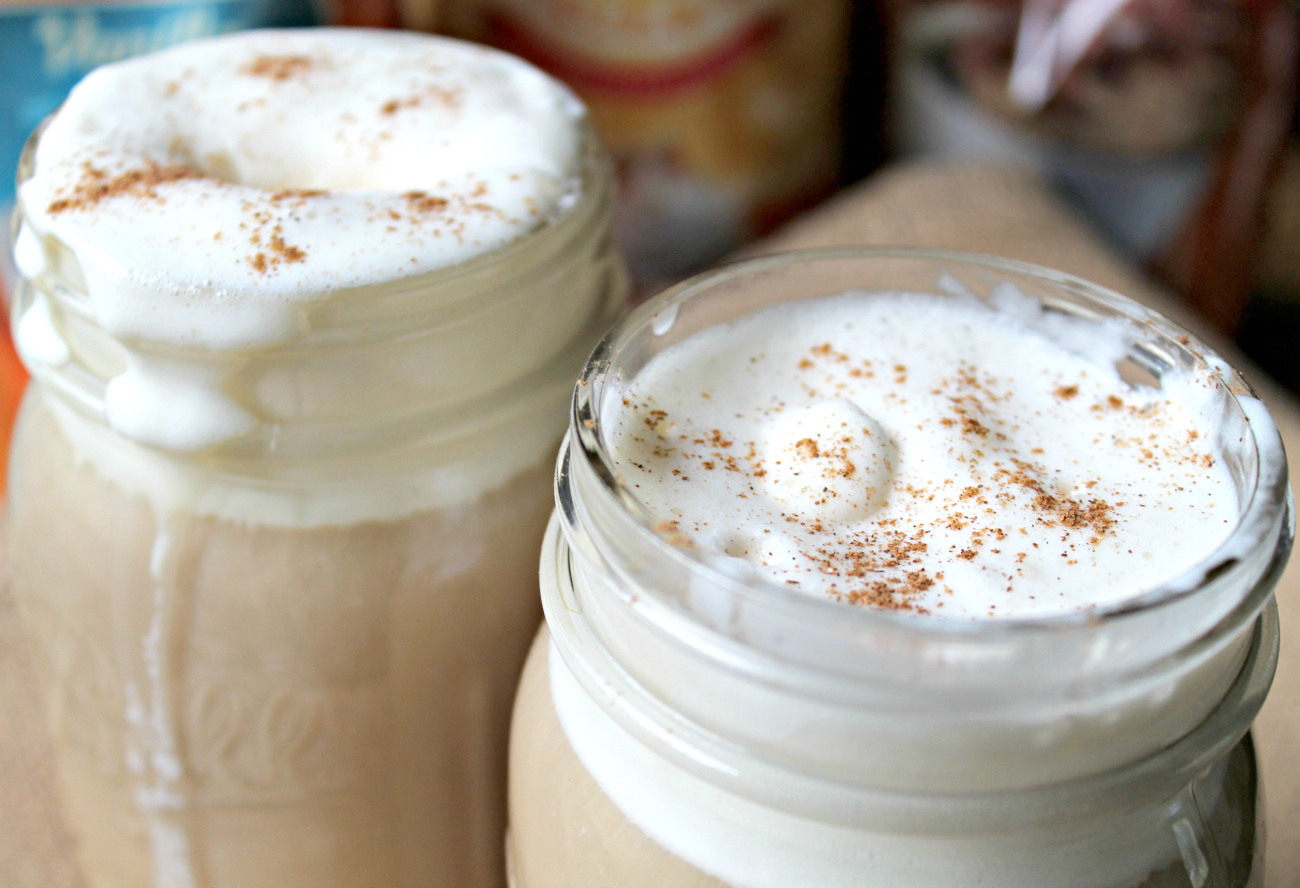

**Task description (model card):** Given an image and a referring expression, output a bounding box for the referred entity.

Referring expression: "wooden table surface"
[2,161,1296,887]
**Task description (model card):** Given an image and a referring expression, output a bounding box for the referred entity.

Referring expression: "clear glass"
[507,248,1292,888]
[7,122,628,888]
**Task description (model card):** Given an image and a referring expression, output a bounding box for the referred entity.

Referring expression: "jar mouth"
[14,115,610,353]
[545,504,1281,817]
[13,111,627,461]
[567,247,1292,641]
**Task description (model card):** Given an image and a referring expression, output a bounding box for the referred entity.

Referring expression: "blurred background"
[1,0,1297,485]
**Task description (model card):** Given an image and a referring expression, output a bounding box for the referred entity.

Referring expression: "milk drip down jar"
[6,30,626,888]
[506,249,1293,888]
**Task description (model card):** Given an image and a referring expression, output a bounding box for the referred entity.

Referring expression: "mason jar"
[507,249,1292,888]
[7,106,627,887]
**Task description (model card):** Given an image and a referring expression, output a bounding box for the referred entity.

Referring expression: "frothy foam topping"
[17,29,585,450]
[608,291,1238,618]
[21,28,583,350]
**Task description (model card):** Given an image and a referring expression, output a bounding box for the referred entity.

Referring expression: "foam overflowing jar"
[508,249,1292,888]
[10,109,620,520]
[7,30,626,888]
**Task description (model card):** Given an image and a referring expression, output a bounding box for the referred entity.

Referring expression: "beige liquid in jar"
[508,628,723,888]
[12,395,551,887]
[507,629,1208,888]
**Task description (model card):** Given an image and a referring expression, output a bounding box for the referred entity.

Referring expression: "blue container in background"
[1,0,318,208]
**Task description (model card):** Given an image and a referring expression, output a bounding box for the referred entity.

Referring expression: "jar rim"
[14,113,614,352]
[12,109,627,463]
[567,246,1292,640]
[544,506,1281,820]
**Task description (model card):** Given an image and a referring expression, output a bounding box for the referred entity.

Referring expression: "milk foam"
[17,28,585,451]
[548,642,1186,888]
[34,372,570,528]
[608,291,1239,618]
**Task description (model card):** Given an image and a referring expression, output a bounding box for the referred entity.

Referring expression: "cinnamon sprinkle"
[47,161,203,214]
[380,86,462,115]
[404,191,450,214]
[269,232,306,263]
[610,323,1226,616]
[269,188,327,202]
[241,55,312,81]
[247,222,308,274]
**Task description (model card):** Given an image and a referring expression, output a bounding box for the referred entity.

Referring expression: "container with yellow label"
[453,0,851,287]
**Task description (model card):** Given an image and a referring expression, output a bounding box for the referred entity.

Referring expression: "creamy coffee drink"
[9,29,624,888]
[509,255,1287,888]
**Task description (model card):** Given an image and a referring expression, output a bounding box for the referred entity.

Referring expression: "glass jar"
[7,116,627,888]
[506,249,1292,888]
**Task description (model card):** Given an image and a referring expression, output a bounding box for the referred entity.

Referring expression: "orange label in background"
[469,0,852,287]
[0,283,28,498]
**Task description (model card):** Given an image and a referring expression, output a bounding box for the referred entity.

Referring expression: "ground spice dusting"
[404,191,450,214]
[269,188,327,202]
[269,232,306,263]
[46,163,323,277]
[241,54,313,81]
[241,199,310,274]
[609,333,1211,615]
[652,519,694,549]
[47,161,203,214]
[380,86,463,115]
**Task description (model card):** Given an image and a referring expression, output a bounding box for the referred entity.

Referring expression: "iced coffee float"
[509,251,1289,888]
[608,289,1236,618]
[10,29,625,888]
